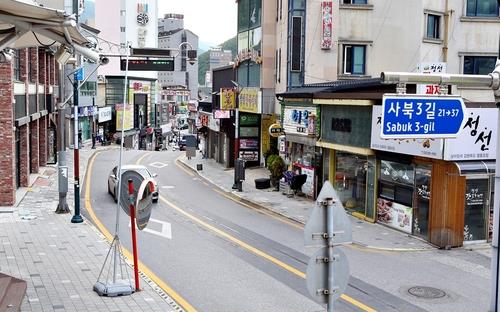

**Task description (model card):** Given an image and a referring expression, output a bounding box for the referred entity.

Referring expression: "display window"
[334,152,368,216]
[464,178,489,242]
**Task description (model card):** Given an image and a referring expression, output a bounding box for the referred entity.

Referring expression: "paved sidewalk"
[0,146,178,312]
[179,152,436,252]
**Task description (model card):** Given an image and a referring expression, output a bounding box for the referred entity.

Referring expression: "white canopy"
[0,0,98,62]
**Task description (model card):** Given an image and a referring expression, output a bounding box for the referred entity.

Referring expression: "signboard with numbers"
[381,94,466,139]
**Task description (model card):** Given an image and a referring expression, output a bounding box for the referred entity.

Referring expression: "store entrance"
[463,177,490,243]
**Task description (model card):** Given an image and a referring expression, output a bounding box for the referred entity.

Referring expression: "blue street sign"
[75,67,84,81]
[381,94,466,139]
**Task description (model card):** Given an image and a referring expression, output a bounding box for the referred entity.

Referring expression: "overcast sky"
[157,0,237,48]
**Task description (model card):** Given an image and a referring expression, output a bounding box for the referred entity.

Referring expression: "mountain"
[198,36,237,85]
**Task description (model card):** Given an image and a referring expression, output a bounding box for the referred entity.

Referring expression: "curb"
[176,157,435,253]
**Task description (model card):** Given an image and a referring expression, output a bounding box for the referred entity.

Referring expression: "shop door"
[413,164,431,239]
[464,177,490,243]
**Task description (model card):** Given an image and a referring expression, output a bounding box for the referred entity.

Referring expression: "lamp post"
[230,80,243,191]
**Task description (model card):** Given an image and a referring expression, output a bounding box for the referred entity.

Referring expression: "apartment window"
[13,49,21,81]
[343,45,366,75]
[466,0,499,17]
[463,56,496,74]
[343,0,367,4]
[80,81,97,97]
[120,27,126,32]
[291,16,302,71]
[426,14,440,39]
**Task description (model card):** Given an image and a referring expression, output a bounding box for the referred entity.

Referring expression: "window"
[13,49,21,81]
[291,16,302,72]
[426,14,440,39]
[466,0,499,17]
[80,81,97,97]
[28,48,35,83]
[343,0,367,4]
[120,27,125,32]
[464,56,496,74]
[343,45,366,75]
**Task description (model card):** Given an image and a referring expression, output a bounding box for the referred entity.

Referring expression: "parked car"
[107,165,159,203]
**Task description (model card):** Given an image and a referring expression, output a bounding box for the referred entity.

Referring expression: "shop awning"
[285,133,317,146]
[453,161,496,176]
[0,0,98,62]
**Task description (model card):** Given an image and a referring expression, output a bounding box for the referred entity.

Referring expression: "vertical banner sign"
[417,62,447,94]
[321,2,333,50]
[220,88,236,110]
[115,104,134,131]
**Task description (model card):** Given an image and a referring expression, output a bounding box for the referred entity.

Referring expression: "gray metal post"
[55,63,69,214]
[326,198,334,312]
[491,58,500,312]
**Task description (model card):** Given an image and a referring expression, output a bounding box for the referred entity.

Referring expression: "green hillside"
[198,36,237,85]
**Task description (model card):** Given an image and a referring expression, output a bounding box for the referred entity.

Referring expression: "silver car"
[107,164,159,203]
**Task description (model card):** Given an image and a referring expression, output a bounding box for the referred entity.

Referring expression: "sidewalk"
[0,145,178,312]
[178,152,436,252]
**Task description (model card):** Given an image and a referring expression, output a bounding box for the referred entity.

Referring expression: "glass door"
[413,164,431,239]
[464,177,489,243]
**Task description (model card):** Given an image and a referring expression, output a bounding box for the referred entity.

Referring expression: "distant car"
[107,165,159,203]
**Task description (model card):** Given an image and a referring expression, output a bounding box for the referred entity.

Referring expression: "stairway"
[0,273,27,311]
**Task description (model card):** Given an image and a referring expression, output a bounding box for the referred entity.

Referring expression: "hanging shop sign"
[321,1,333,50]
[283,106,318,136]
[239,138,259,149]
[98,106,112,123]
[220,88,236,110]
[214,109,230,119]
[233,48,262,68]
[239,150,259,161]
[239,88,261,114]
[115,103,134,131]
[268,123,285,137]
[208,115,220,132]
[417,62,447,95]
[199,113,209,127]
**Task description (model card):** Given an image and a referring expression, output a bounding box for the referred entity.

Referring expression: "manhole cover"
[408,286,446,299]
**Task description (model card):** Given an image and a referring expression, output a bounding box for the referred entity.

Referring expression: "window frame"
[466,0,499,17]
[425,13,441,39]
[463,55,497,75]
[342,44,366,75]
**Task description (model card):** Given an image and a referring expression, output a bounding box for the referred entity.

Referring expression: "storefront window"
[414,165,431,239]
[464,178,489,242]
[335,152,367,216]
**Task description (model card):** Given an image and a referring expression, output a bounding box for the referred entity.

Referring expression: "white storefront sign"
[98,106,112,123]
[371,106,497,161]
[208,115,220,132]
[444,108,497,161]
[283,106,317,136]
[371,105,444,159]
[417,62,447,95]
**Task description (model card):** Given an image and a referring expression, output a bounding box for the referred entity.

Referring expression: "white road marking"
[161,185,175,189]
[128,218,172,239]
[149,161,168,168]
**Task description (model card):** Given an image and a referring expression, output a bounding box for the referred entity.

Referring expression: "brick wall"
[19,125,29,188]
[0,61,15,205]
[39,50,47,166]
[30,120,39,173]
[39,116,47,167]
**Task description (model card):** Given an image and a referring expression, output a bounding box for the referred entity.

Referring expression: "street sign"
[381,94,466,139]
[306,246,349,304]
[75,67,84,81]
[304,182,352,247]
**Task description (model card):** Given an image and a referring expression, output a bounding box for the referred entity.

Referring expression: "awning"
[453,161,496,176]
[0,0,98,62]
[285,133,317,146]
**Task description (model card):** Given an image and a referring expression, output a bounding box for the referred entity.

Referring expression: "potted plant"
[267,155,285,190]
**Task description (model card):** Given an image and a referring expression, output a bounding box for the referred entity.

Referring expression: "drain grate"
[408,286,446,299]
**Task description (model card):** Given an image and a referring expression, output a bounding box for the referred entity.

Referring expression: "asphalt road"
[82,148,478,312]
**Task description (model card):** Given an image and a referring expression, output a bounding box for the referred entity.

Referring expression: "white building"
[158,14,199,101]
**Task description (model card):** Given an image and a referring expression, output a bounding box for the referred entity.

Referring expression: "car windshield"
[135,168,152,177]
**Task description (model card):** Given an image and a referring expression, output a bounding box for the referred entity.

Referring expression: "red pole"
[128,179,140,291]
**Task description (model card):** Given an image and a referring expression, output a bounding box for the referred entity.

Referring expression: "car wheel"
[108,183,112,195]
[152,198,158,204]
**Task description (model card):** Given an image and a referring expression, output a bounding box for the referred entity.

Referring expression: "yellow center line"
[84,151,197,312]
[159,195,377,312]
[136,152,151,165]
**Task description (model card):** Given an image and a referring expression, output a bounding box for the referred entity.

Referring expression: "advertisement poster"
[240,139,259,149]
[464,179,488,241]
[377,198,413,234]
[238,88,261,113]
[220,88,236,110]
[300,166,315,198]
[115,104,133,131]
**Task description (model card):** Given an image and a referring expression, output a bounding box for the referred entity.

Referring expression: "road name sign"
[381,94,466,139]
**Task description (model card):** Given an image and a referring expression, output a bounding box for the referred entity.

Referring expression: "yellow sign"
[116,104,133,131]
[239,88,261,113]
[268,123,285,137]
[220,88,236,110]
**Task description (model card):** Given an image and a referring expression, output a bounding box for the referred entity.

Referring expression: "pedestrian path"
[0,146,178,312]
[178,153,434,252]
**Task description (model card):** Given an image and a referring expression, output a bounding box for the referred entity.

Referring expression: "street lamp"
[230,80,244,191]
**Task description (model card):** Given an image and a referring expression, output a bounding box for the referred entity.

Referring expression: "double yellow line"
[85,151,376,312]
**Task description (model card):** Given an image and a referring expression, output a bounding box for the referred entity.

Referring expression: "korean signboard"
[115,104,133,131]
[321,2,333,49]
[283,106,318,136]
[417,62,447,95]
[220,88,236,110]
[214,110,230,119]
[239,88,261,114]
[98,106,112,123]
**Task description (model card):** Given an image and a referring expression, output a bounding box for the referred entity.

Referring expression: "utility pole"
[55,63,69,214]
[71,0,83,223]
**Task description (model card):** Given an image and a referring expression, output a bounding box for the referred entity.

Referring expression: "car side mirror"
[152,173,158,178]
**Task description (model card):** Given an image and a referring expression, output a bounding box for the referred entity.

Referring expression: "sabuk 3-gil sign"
[381,94,467,139]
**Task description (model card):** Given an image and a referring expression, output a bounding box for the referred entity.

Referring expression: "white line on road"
[128,218,172,239]
[161,185,175,189]
[149,161,168,168]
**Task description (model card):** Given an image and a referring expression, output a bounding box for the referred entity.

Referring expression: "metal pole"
[490,57,500,312]
[128,179,140,291]
[232,102,240,189]
[326,198,334,312]
[71,53,83,223]
[55,63,69,214]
